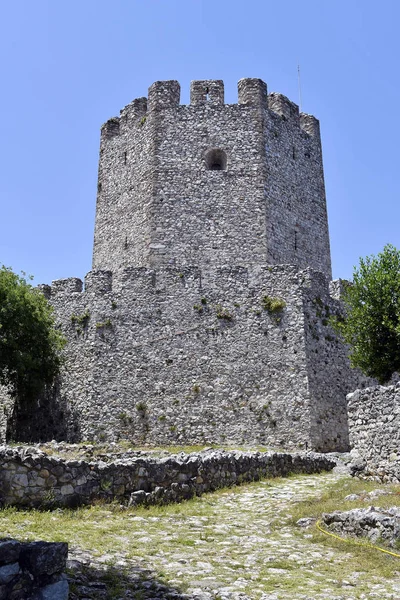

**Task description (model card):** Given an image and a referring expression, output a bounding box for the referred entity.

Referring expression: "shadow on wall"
[67,560,188,600]
[6,378,81,443]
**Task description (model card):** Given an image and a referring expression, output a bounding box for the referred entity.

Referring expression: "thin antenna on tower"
[297,64,303,112]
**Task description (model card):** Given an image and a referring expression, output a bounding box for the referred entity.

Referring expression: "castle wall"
[264,96,331,278]
[92,79,332,278]
[301,272,373,452]
[92,97,154,270]
[7,266,368,452]
[146,80,269,270]
[2,79,360,451]
[347,384,400,482]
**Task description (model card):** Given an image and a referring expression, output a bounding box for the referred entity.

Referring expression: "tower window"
[205,149,227,171]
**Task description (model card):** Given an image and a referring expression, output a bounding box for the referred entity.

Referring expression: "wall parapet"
[100,78,320,138]
[45,264,332,298]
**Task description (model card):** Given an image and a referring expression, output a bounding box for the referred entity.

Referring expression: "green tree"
[0,266,66,399]
[331,244,400,384]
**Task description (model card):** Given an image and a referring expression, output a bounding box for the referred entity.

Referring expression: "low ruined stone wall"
[347,384,400,482]
[0,539,68,600]
[0,447,335,508]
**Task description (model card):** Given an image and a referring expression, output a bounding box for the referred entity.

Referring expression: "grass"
[282,476,400,588]
[1,472,400,598]
[26,441,277,461]
[287,476,400,525]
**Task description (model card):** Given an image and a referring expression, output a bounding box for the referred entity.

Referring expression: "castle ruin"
[5,79,372,451]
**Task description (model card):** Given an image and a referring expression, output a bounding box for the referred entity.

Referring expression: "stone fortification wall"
[0,446,335,508]
[302,271,374,451]
[7,265,370,452]
[347,384,400,482]
[93,78,331,278]
[0,538,68,600]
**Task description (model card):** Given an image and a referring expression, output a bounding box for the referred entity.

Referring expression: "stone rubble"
[322,506,400,548]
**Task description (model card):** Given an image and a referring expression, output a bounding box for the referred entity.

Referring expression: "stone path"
[65,470,400,599]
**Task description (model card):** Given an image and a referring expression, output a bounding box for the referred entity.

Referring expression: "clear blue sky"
[1,0,399,284]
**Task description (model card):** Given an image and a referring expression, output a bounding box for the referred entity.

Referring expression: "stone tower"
[7,78,367,453]
[93,79,331,278]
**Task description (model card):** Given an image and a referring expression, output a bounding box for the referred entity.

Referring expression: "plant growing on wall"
[331,244,400,384]
[71,309,90,335]
[215,304,233,321]
[0,265,66,400]
[261,295,286,324]
[261,296,286,313]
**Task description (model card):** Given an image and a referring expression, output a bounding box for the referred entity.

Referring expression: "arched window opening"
[205,149,227,171]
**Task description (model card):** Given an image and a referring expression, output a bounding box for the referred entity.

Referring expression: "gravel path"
[67,470,400,600]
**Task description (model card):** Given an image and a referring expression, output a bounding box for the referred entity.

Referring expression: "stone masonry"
[2,79,374,451]
[0,538,68,600]
[347,383,400,482]
[93,79,331,278]
[0,445,335,509]
[7,264,371,451]
[322,506,400,548]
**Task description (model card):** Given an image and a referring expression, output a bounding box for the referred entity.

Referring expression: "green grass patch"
[2,472,400,598]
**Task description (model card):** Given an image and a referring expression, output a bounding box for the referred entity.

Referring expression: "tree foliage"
[0,266,66,399]
[331,244,400,384]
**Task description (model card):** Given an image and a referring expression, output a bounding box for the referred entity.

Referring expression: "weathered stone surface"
[31,579,69,600]
[322,506,400,547]
[0,539,68,600]
[348,383,400,482]
[0,562,20,584]
[0,540,21,565]
[94,79,331,277]
[0,445,335,508]
[20,542,68,576]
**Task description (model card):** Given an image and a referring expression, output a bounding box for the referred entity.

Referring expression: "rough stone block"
[20,542,68,576]
[30,579,69,600]
[0,562,20,584]
[0,540,21,565]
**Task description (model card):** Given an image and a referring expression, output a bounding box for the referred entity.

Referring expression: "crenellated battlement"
[190,79,225,105]
[47,265,343,303]
[268,92,299,122]
[238,78,268,107]
[100,78,320,139]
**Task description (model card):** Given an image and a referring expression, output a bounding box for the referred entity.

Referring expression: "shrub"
[331,244,400,384]
[0,266,66,399]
